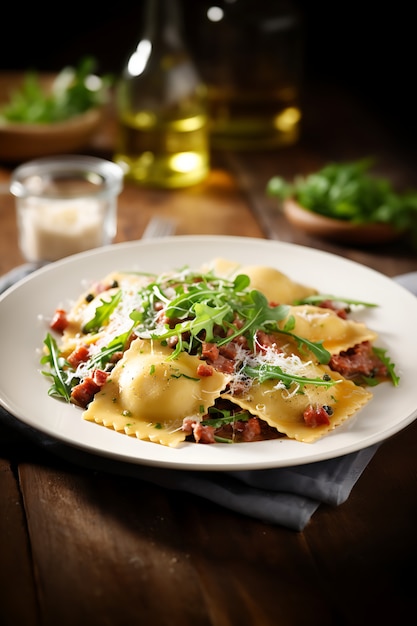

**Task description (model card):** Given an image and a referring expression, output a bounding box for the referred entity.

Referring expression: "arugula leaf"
[293,294,377,308]
[83,290,122,333]
[0,56,112,124]
[201,406,251,428]
[86,329,131,369]
[243,364,340,390]
[277,327,331,364]
[40,333,75,401]
[217,290,290,346]
[190,302,231,342]
[267,159,417,245]
[373,347,400,386]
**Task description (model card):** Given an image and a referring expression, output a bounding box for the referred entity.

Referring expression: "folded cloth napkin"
[0,268,415,531]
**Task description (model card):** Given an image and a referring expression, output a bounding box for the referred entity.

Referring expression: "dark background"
[1,1,415,145]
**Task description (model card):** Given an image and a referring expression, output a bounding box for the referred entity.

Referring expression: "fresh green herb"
[267,159,417,245]
[201,406,251,428]
[147,277,290,357]
[87,342,124,369]
[217,289,289,347]
[293,294,377,308]
[83,290,122,333]
[169,369,199,381]
[0,57,112,124]
[373,347,400,386]
[130,269,333,365]
[202,406,252,442]
[278,315,331,363]
[40,333,76,401]
[242,363,340,391]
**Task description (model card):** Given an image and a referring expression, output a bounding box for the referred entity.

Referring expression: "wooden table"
[1,78,416,626]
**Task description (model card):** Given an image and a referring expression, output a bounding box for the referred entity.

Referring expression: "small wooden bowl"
[283,198,403,244]
[0,107,103,162]
[0,73,104,162]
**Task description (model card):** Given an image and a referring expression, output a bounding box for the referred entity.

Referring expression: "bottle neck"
[143,0,185,50]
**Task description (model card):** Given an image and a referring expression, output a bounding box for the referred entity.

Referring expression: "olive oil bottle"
[114,0,209,188]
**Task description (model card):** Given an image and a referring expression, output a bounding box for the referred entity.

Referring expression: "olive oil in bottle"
[114,0,209,188]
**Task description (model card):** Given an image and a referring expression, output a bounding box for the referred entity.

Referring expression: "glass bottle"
[183,0,303,151]
[114,0,210,188]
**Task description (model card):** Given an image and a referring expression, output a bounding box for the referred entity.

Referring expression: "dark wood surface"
[0,76,416,626]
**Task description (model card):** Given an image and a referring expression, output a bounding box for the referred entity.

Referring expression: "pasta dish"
[40,258,399,447]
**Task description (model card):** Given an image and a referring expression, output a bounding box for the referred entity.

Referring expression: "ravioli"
[206,258,317,304]
[83,338,229,446]
[238,265,317,304]
[278,305,377,355]
[59,271,151,356]
[223,365,372,443]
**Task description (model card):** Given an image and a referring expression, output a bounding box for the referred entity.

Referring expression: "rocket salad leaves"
[0,57,112,124]
[267,159,417,244]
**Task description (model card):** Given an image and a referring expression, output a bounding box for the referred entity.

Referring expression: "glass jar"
[10,155,123,263]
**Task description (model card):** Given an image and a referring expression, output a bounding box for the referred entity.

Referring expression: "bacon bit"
[197,362,214,377]
[214,416,281,443]
[182,417,194,435]
[209,353,236,374]
[184,420,216,444]
[92,369,109,386]
[239,417,262,441]
[318,299,348,319]
[50,308,69,333]
[202,342,219,361]
[67,344,90,368]
[330,341,388,379]
[71,377,100,408]
[303,405,331,428]
[254,330,280,353]
[219,342,237,360]
[201,341,236,374]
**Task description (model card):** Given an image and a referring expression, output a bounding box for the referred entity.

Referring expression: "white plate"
[1,235,416,470]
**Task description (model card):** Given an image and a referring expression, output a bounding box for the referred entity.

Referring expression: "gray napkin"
[1,267,415,531]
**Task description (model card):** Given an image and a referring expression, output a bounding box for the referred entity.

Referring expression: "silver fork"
[142,216,177,239]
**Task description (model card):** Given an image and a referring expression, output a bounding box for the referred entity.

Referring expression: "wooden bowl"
[0,107,104,162]
[283,198,404,244]
[0,73,104,162]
